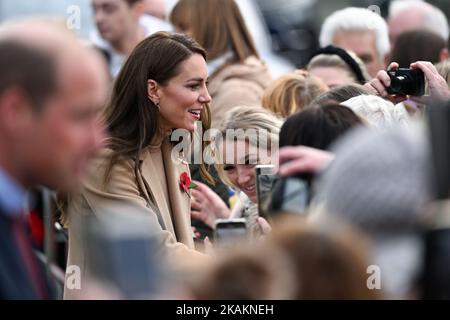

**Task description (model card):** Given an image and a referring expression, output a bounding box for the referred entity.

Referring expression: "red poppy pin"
[179,172,197,197]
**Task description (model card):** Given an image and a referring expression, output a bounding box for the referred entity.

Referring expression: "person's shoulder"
[216,56,272,88]
[84,148,135,186]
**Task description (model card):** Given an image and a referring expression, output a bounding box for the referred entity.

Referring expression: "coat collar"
[139,138,194,247]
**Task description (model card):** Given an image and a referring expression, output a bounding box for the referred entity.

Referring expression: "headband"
[311,45,367,84]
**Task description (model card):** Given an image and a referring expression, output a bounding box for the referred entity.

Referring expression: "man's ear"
[440,48,449,62]
[0,87,34,134]
[147,79,160,104]
[131,0,145,19]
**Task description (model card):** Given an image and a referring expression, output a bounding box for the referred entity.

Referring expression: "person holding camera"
[365,61,450,105]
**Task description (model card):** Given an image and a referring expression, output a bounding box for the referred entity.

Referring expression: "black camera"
[386,68,425,96]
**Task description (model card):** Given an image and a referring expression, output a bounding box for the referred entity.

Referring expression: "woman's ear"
[147,79,160,104]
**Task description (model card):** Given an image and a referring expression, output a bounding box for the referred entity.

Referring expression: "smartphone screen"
[276,177,310,214]
[214,218,247,246]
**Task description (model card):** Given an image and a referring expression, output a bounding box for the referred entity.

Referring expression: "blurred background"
[2,0,448,68]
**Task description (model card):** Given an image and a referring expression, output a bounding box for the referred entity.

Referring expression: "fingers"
[278,146,334,176]
[257,217,272,234]
[278,146,310,164]
[378,69,392,87]
[411,61,450,102]
[366,61,397,97]
[365,69,391,98]
[368,78,389,97]
[192,180,218,199]
[204,236,215,256]
[387,62,399,71]
[191,210,202,220]
[191,199,202,211]
[410,61,436,78]
[278,158,311,176]
[192,180,208,191]
[191,188,206,202]
[192,226,201,239]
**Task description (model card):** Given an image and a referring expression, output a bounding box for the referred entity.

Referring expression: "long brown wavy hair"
[104,31,212,189]
[170,0,259,62]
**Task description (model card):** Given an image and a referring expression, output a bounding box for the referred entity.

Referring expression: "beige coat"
[208,56,273,128]
[63,138,206,299]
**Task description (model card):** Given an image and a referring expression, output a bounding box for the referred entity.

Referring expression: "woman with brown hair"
[63,31,212,298]
[170,0,273,128]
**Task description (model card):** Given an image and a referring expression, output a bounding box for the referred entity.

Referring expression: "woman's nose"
[199,85,211,103]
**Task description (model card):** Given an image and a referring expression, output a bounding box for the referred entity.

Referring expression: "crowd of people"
[1,0,450,300]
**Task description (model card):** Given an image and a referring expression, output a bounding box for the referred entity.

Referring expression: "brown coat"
[208,56,273,128]
[63,138,206,299]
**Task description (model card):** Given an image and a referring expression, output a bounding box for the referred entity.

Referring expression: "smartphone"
[266,176,310,215]
[214,218,247,246]
[255,165,277,219]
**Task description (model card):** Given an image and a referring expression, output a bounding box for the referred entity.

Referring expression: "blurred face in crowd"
[308,66,355,89]
[149,53,211,132]
[92,0,142,46]
[221,140,273,203]
[142,0,166,19]
[388,8,426,46]
[17,52,108,191]
[333,30,384,78]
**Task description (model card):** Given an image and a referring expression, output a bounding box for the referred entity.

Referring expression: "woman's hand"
[257,217,272,234]
[277,146,335,177]
[191,180,231,228]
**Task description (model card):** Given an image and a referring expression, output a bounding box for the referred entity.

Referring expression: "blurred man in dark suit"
[0,18,108,299]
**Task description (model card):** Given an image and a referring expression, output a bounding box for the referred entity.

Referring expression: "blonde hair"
[170,0,258,61]
[307,51,370,83]
[262,72,328,117]
[213,106,283,189]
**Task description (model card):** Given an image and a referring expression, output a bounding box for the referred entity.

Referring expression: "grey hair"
[319,7,390,62]
[388,0,449,40]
